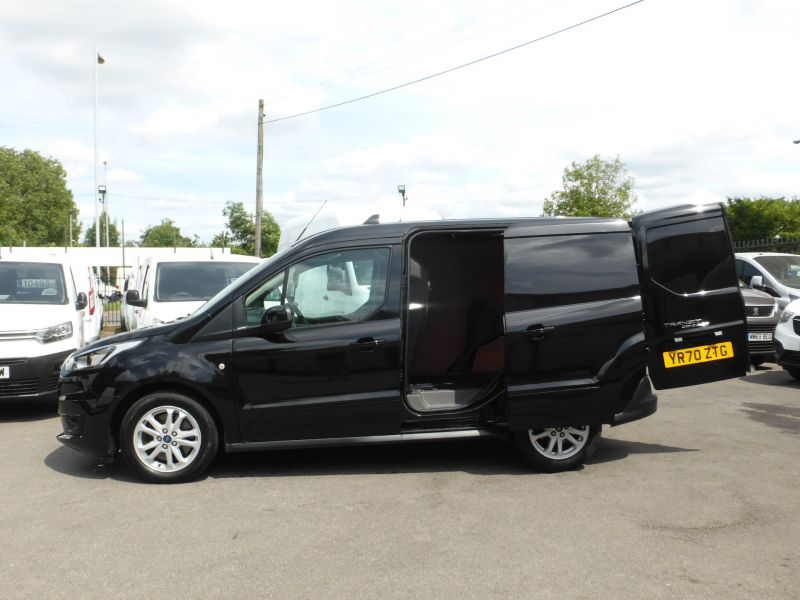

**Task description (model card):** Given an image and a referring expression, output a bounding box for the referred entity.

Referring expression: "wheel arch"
[111,381,227,454]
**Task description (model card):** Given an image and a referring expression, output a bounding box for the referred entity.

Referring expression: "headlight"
[780,310,795,324]
[37,321,73,344]
[62,340,143,373]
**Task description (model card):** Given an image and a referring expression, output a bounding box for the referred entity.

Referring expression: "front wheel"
[513,425,601,472]
[120,392,218,483]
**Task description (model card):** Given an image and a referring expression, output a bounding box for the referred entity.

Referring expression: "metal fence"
[98,272,127,333]
[734,237,800,254]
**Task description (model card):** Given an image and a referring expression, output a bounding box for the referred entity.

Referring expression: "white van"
[71,262,104,343]
[121,256,144,332]
[125,254,261,329]
[735,252,800,309]
[0,255,87,402]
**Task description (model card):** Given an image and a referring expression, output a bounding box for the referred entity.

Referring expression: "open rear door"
[632,203,748,390]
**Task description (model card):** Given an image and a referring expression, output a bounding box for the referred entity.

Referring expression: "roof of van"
[0,252,73,265]
[736,252,800,258]
[288,217,630,252]
[137,253,263,265]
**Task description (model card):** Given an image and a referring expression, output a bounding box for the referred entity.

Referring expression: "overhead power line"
[265,0,644,125]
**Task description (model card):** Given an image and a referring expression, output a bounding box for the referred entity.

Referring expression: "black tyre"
[120,392,218,483]
[513,425,601,473]
[786,367,800,381]
[750,358,765,367]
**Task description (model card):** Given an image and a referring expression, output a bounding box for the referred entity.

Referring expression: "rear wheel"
[514,425,601,472]
[750,358,765,367]
[120,392,218,483]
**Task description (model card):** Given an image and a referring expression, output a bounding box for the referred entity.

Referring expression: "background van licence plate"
[0,366,9,379]
[663,342,734,368]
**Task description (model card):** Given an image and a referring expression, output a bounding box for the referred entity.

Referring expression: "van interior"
[405,230,505,412]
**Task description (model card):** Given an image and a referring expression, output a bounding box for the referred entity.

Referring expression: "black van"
[57,203,748,482]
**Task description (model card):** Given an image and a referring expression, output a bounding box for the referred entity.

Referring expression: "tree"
[139,218,196,247]
[83,214,121,247]
[542,155,637,219]
[211,200,280,257]
[725,197,800,241]
[0,147,81,246]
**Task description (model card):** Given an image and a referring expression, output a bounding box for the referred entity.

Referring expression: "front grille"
[794,317,800,336]
[746,305,774,317]
[47,372,60,390]
[0,379,40,398]
[747,324,777,354]
[0,358,28,366]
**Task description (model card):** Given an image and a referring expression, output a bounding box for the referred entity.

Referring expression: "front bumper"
[0,349,73,402]
[57,374,118,458]
[774,344,800,371]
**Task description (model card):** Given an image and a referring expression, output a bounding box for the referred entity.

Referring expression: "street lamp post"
[94,49,105,282]
[398,184,407,207]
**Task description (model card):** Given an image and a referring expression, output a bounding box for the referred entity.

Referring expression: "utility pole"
[254,99,264,258]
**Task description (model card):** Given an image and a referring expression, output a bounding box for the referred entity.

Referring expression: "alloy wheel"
[527,425,589,460]
[132,405,202,473]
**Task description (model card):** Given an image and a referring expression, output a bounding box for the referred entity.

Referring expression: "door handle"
[351,337,386,351]
[525,325,554,341]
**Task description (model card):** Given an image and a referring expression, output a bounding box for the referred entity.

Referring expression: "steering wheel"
[171,292,194,299]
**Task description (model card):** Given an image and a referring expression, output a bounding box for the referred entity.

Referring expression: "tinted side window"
[505,233,639,312]
[740,261,760,282]
[647,217,735,294]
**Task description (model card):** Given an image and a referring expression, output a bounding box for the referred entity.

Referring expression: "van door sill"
[226,429,501,452]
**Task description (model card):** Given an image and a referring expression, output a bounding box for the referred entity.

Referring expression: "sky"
[1,0,799,245]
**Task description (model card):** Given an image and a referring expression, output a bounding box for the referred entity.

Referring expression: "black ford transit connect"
[57,203,748,482]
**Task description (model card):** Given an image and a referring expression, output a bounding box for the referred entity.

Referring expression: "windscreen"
[753,255,800,287]
[155,261,257,302]
[0,262,67,305]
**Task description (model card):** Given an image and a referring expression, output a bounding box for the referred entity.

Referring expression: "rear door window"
[646,218,736,294]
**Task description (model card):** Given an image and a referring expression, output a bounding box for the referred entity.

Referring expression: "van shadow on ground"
[0,400,57,423]
[44,436,698,482]
[739,369,798,388]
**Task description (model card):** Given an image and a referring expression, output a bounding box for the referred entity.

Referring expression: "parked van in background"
[1,255,88,402]
[58,203,749,482]
[125,254,261,329]
[739,281,779,366]
[72,262,103,343]
[735,252,800,309]
[120,256,144,332]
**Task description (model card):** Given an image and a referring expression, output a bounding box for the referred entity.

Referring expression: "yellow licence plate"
[663,341,734,368]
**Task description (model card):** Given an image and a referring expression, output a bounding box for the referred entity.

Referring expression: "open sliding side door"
[632,203,748,390]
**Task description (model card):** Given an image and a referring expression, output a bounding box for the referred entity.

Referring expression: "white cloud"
[1,0,799,244]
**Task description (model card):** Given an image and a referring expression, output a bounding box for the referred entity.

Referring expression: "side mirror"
[261,304,293,333]
[126,289,147,308]
[750,275,764,289]
[75,292,88,311]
